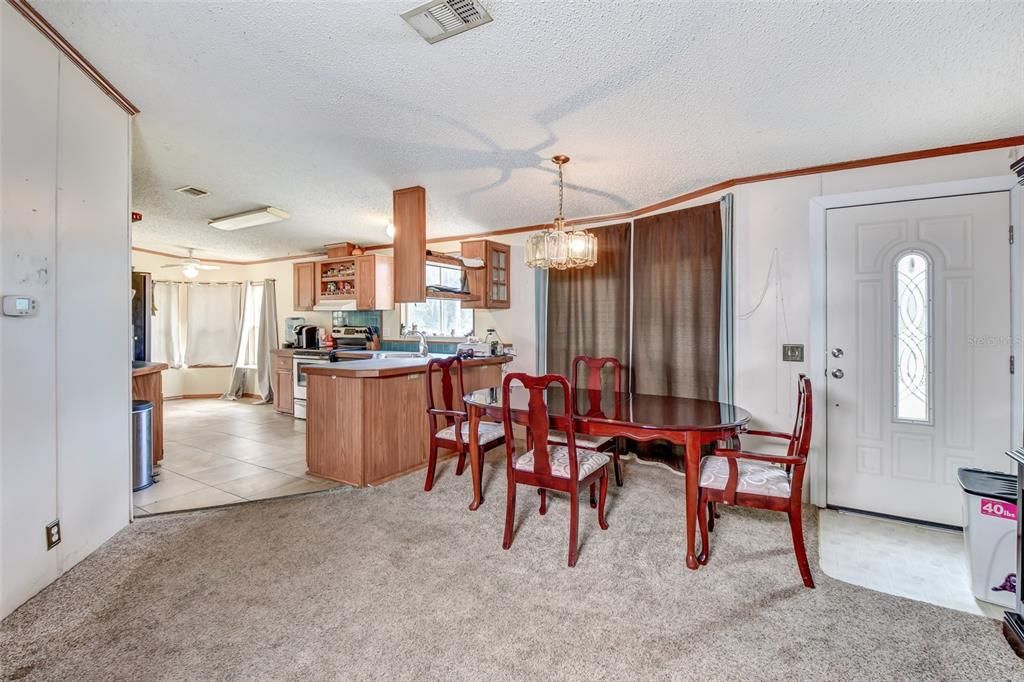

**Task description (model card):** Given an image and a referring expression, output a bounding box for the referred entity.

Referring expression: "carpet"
[2,457,1019,680]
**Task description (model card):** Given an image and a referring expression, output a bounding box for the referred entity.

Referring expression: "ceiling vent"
[401,0,492,44]
[175,185,209,197]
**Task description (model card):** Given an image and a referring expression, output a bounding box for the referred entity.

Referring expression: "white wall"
[2,4,132,618]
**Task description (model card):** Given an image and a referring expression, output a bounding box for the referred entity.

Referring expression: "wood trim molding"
[6,0,139,115]
[131,246,326,266]
[165,393,261,401]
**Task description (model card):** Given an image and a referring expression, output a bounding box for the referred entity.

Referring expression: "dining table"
[463,385,752,570]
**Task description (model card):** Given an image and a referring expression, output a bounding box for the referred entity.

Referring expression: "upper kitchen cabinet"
[293,261,317,311]
[461,240,511,309]
[312,255,394,311]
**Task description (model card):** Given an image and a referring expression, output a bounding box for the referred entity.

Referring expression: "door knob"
[831,369,844,379]
[831,348,844,358]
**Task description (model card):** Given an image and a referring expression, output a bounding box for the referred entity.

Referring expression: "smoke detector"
[175,185,209,197]
[401,0,492,44]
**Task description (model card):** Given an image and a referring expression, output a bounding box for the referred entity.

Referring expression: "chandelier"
[525,155,598,270]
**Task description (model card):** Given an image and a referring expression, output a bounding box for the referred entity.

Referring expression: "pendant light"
[525,155,598,270]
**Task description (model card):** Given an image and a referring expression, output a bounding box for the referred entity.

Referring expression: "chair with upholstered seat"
[501,372,611,567]
[696,374,814,587]
[547,355,625,485]
[423,356,506,492]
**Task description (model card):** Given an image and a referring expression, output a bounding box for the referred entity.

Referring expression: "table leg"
[685,430,702,570]
[468,404,484,511]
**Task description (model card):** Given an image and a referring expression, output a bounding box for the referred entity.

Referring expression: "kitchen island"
[302,354,509,486]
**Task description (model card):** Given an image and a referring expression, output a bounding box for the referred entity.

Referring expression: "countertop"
[132,361,169,377]
[301,353,510,379]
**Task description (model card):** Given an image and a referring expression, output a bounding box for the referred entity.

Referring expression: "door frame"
[808,175,1022,507]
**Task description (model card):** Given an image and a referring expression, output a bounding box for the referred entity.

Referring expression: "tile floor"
[133,399,342,516]
[818,508,1006,620]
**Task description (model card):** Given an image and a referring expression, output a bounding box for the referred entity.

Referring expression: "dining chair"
[424,356,506,492]
[501,372,611,567]
[547,355,625,486]
[696,374,814,587]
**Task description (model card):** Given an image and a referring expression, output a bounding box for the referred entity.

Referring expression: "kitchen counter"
[131,361,168,464]
[302,353,508,379]
[131,361,168,377]
[303,354,510,486]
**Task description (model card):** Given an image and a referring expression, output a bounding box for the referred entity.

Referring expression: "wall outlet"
[782,344,805,362]
[45,520,61,550]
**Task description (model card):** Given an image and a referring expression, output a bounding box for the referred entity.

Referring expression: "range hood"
[313,299,358,312]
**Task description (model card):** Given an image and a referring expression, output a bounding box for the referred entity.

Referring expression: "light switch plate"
[782,344,804,362]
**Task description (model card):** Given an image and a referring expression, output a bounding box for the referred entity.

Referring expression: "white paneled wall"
[1,4,131,617]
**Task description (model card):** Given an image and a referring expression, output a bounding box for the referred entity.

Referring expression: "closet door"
[0,2,61,617]
[55,55,132,567]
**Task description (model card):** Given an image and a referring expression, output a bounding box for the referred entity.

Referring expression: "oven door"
[293,357,327,400]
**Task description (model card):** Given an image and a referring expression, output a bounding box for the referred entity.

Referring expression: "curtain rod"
[153,280,246,285]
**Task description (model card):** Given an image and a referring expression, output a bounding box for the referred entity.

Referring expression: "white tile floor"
[818,508,1006,619]
[133,399,342,516]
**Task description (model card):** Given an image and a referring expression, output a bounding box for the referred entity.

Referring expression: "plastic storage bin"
[957,467,1018,608]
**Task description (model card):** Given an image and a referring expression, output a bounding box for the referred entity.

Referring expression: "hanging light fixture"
[525,155,598,270]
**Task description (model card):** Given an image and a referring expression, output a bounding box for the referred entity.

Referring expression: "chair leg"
[697,492,710,565]
[538,488,547,515]
[502,481,517,550]
[454,448,467,476]
[788,507,815,588]
[613,440,623,486]
[589,482,597,508]
[568,488,580,567]
[707,501,716,533]
[424,442,439,492]
[597,470,609,530]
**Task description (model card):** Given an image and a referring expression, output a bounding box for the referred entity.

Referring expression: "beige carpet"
[2,457,1020,680]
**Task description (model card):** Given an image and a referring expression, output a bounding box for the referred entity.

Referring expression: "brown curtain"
[632,202,722,399]
[547,223,631,387]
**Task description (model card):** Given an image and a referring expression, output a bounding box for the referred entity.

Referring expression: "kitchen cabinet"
[314,255,394,310]
[293,261,316,311]
[393,186,426,302]
[272,351,294,414]
[461,239,511,309]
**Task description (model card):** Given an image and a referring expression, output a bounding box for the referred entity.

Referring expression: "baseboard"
[164,393,262,400]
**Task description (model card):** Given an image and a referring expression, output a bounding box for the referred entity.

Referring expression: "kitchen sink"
[374,352,425,359]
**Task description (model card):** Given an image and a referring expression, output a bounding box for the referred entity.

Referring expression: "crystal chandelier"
[525,155,598,270]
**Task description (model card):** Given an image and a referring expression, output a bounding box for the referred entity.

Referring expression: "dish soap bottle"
[484,329,502,357]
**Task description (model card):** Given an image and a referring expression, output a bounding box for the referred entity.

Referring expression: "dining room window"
[894,250,932,423]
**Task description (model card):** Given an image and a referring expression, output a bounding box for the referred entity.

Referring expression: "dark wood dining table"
[463,385,752,569]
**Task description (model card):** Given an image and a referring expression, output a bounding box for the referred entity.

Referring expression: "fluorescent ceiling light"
[208,207,288,231]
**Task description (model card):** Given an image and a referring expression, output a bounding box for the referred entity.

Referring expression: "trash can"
[132,400,154,492]
[958,467,1018,608]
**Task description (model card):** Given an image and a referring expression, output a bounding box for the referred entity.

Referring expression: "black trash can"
[131,400,154,492]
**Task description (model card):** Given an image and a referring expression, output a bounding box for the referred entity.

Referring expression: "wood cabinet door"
[274,370,294,413]
[486,242,510,308]
[293,262,316,310]
[356,255,375,310]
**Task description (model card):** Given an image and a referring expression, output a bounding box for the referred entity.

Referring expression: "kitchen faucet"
[404,330,429,357]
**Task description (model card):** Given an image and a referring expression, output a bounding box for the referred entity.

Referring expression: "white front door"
[825,192,1013,526]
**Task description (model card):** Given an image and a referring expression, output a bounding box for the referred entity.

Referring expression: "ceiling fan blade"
[160,264,184,269]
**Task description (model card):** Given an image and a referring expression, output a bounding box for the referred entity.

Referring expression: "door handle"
[831,369,844,379]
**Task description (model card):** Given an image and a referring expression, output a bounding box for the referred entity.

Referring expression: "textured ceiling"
[34,0,1024,260]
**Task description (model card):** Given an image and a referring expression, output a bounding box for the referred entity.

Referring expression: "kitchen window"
[401,263,474,338]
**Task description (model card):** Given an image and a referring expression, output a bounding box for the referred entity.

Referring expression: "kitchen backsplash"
[381,340,460,354]
[332,311,383,328]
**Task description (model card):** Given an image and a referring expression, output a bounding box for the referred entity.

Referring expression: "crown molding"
[7,0,139,115]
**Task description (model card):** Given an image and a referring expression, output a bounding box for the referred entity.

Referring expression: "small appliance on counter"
[295,325,322,349]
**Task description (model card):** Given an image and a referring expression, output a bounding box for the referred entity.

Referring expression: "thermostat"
[2,295,38,317]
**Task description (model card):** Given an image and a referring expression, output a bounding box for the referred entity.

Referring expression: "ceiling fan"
[160,249,220,279]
